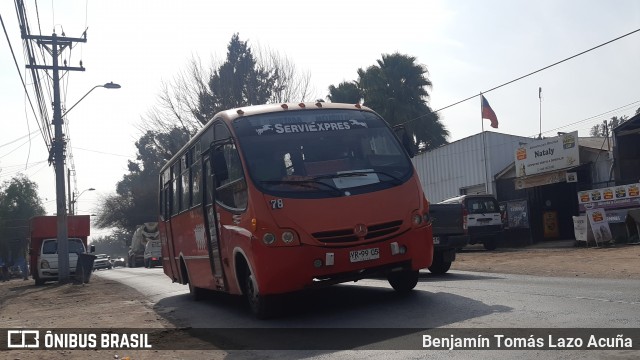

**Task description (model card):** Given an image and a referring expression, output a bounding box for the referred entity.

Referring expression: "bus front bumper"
[253,226,432,295]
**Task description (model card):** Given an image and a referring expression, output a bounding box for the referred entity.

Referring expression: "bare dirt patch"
[0,275,224,360]
[452,242,640,279]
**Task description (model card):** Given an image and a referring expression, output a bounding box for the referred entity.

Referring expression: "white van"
[37,238,87,284]
[438,195,504,250]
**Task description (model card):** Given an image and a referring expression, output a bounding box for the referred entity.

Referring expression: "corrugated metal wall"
[412,132,533,203]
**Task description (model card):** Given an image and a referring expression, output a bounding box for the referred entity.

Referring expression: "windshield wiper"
[313,170,403,185]
[260,179,342,196]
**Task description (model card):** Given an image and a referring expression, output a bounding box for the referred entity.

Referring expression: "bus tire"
[388,270,419,293]
[188,280,205,301]
[244,270,271,319]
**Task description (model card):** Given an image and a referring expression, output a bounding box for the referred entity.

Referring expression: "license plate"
[349,247,380,263]
[433,236,440,245]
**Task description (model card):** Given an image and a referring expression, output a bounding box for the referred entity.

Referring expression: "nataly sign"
[515,131,579,178]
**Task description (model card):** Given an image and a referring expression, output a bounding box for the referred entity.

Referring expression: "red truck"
[29,215,93,285]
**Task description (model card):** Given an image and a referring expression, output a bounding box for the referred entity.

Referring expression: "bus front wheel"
[388,270,419,293]
[188,280,205,301]
[244,271,272,319]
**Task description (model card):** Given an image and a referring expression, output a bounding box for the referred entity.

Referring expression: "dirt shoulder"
[452,242,640,279]
[0,275,224,360]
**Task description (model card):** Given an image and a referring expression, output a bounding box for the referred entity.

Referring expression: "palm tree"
[356,53,448,150]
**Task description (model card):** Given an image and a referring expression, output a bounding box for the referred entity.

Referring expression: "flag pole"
[538,87,542,139]
[481,93,490,194]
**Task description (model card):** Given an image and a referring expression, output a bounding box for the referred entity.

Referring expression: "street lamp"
[62,82,121,118]
[71,187,95,215]
[55,81,120,283]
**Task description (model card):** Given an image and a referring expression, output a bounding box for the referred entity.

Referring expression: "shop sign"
[515,131,579,177]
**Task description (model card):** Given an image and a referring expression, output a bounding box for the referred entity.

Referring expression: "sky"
[1,0,639,238]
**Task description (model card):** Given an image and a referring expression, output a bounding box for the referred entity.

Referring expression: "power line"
[0,12,44,145]
[402,27,640,127]
[0,130,39,149]
[72,146,131,158]
[535,99,640,137]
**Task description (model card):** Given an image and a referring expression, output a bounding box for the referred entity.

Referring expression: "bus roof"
[217,102,373,122]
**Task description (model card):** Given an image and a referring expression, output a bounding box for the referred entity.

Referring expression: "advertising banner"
[572,215,594,243]
[577,183,640,212]
[515,131,579,178]
[585,208,613,245]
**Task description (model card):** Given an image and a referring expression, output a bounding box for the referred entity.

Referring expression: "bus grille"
[312,220,403,244]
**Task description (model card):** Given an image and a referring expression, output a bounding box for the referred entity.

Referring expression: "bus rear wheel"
[388,270,419,293]
[244,270,272,319]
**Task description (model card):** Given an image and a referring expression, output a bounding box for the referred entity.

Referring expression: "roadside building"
[613,112,640,185]
[413,131,614,243]
[412,131,531,202]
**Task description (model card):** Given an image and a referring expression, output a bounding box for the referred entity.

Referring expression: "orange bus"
[159,102,433,317]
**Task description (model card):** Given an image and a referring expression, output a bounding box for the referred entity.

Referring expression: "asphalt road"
[96,267,640,359]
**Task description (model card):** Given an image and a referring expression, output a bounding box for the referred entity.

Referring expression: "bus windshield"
[233,109,413,198]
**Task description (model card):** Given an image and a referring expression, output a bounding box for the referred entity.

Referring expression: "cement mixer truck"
[128,223,160,268]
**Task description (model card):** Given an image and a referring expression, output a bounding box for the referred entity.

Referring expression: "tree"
[328,81,362,104]
[0,175,45,262]
[99,34,316,235]
[94,127,190,233]
[329,53,448,150]
[589,116,628,137]
[194,33,283,122]
[140,34,315,135]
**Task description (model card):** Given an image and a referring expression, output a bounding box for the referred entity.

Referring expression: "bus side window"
[171,163,180,216]
[212,122,247,210]
[192,141,202,206]
[182,149,192,209]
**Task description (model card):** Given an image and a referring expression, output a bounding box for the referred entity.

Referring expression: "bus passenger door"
[160,184,180,282]
[202,153,226,290]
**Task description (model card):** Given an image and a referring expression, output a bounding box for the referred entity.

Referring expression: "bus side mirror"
[90,244,96,253]
[394,125,416,158]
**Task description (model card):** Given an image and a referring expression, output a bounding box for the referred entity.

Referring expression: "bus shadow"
[152,283,511,353]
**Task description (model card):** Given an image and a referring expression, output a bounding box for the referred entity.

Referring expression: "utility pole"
[603,120,610,150]
[24,32,86,282]
[68,168,73,215]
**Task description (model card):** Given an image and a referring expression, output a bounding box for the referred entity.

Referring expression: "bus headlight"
[262,233,276,245]
[282,231,295,244]
[412,213,423,226]
[41,260,50,269]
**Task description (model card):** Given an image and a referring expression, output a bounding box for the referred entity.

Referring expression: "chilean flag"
[481,95,499,129]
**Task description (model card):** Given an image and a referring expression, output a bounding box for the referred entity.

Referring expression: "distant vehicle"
[110,257,126,268]
[128,223,160,268]
[437,194,503,250]
[143,236,162,268]
[428,202,471,274]
[93,254,112,271]
[29,215,93,285]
